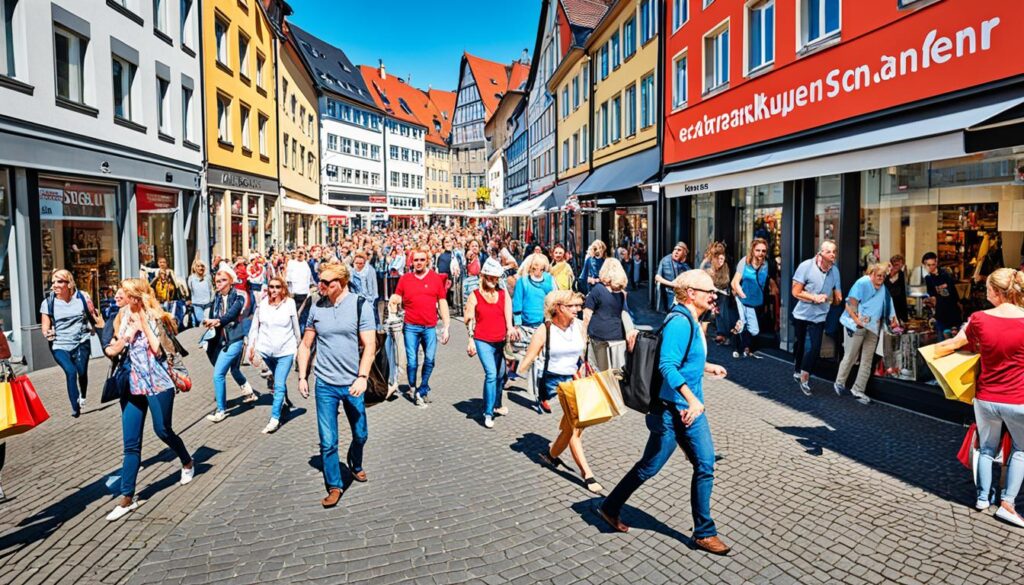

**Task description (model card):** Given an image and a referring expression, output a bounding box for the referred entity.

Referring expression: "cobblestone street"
[2,325,1023,585]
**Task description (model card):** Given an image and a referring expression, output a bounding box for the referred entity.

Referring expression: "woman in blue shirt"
[577,240,607,295]
[599,269,732,556]
[834,262,899,405]
[511,253,555,400]
[730,238,769,359]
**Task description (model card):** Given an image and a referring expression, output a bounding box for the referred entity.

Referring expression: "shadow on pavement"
[306,455,355,490]
[510,432,588,490]
[452,398,483,419]
[572,499,696,550]
[0,445,220,558]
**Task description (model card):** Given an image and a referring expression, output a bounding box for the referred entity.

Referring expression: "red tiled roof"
[425,89,456,146]
[358,65,428,129]
[561,0,613,29]
[507,61,530,92]
[464,52,512,120]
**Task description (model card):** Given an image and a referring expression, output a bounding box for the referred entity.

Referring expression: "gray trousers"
[836,328,879,393]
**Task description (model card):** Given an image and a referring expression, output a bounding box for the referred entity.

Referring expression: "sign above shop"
[664,0,1022,165]
[39,180,115,219]
[209,168,279,195]
[369,195,387,204]
[135,185,179,212]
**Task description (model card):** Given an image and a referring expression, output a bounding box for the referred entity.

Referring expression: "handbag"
[165,355,192,393]
[917,345,979,404]
[101,350,130,403]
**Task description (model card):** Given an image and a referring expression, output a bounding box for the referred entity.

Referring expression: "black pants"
[792,318,825,375]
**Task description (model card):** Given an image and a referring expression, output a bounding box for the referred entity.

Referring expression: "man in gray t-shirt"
[297,263,376,509]
[790,241,842,395]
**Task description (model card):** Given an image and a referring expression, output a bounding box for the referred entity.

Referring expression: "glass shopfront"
[691,193,715,263]
[859,149,1024,381]
[136,186,179,270]
[815,175,841,251]
[38,177,120,305]
[0,169,12,335]
[735,183,784,337]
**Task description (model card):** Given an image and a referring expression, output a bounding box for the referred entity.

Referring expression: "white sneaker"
[792,373,802,381]
[484,415,494,429]
[105,497,138,521]
[78,397,87,409]
[732,351,741,359]
[206,411,227,423]
[851,388,871,405]
[494,406,509,416]
[833,382,846,396]
[262,419,280,434]
[415,395,427,408]
[996,505,1024,528]
[976,498,991,511]
[241,381,254,394]
[799,380,812,396]
[180,462,195,485]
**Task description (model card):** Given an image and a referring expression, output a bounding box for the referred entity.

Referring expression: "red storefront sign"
[369,195,387,204]
[663,0,1023,165]
[328,216,348,227]
[135,185,179,212]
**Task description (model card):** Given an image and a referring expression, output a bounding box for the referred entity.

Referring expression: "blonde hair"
[673,269,715,303]
[865,261,891,276]
[544,290,584,320]
[116,278,177,334]
[519,253,550,276]
[589,239,607,258]
[191,259,207,275]
[319,262,351,288]
[746,238,769,265]
[50,269,77,291]
[599,258,628,291]
[988,268,1024,307]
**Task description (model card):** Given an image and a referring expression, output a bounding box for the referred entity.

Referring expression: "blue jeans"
[538,373,573,402]
[209,339,247,412]
[974,398,1024,505]
[261,354,294,421]
[475,340,506,416]
[52,340,91,414]
[404,323,437,396]
[602,404,718,538]
[792,318,826,375]
[315,379,368,490]
[119,389,191,497]
[192,303,210,324]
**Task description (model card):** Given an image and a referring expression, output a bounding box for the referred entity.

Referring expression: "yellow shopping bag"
[918,345,979,404]
[557,374,616,429]
[0,381,17,432]
[594,369,626,417]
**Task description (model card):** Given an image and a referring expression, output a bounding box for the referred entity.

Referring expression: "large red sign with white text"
[663,0,1024,165]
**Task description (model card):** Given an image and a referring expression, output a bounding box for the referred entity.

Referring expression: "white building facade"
[0,0,204,369]
[527,0,559,198]
[321,98,385,227]
[384,119,426,212]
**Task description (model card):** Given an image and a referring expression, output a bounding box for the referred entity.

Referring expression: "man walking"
[790,241,842,395]
[655,242,690,312]
[922,251,963,340]
[297,263,376,508]
[388,247,451,407]
[598,269,731,556]
[287,250,314,326]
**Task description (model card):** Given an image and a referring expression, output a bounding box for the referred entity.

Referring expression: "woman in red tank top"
[465,259,520,429]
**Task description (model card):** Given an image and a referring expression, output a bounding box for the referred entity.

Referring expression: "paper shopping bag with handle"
[594,369,626,417]
[917,345,979,404]
[563,374,615,429]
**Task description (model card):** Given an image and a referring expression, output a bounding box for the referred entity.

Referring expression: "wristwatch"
[357,374,368,379]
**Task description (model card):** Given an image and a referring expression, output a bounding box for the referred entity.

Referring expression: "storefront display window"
[0,169,12,334]
[230,192,243,259]
[691,193,715,264]
[815,175,841,251]
[860,149,1024,381]
[38,177,120,308]
[263,195,276,251]
[247,194,260,254]
[735,183,783,337]
[136,186,179,271]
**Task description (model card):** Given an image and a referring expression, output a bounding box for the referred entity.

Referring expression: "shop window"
[2,0,21,78]
[0,169,11,335]
[230,192,243,258]
[136,186,178,271]
[704,21,729,93]
[814,174,841,252]
[54,26,88,104]
[263,196,276,249]
[691,193,715,265]
[247,195,260,253]
[747,0,775,73]
[38,178,120,309]
[801,0,840,48]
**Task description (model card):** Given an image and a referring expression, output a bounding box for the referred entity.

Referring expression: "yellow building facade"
[277,28,322,247]
[588,0,659,169]
[425,145,452,209]
[203,0,280,260]
[550,48,591,182]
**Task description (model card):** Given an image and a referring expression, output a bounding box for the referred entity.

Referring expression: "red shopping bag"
[957,423,1013,469]
[0,377,40,439]
[16,375,50,427]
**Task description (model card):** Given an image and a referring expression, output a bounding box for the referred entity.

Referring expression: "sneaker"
[539,400,552,414]
[799,380,812,396]
[494,406,509,416]
[422,394,433,404]
[262,419,280,434]
[105,497,138,521]
[792,373,802,381]
[415,395,427,408]
[484,415,494,429]
[732,351,741,359]
[206,411,227,423]
[976,498,991,511]
[78,397,87,409]
[995,505,1024,528]
[850,388,871,405]
[260,369,272,378]
[180,462,195,485]
[833,382,846,396]
[746,351,763,360]
[242,389,260,403]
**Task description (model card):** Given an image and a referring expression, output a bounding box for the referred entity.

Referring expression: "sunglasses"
[690,288,719,295]
[320,278,339,287]
[413,258,427,262]
[561,303,583,309]
[268,285,282,289]
[53,279,69,284]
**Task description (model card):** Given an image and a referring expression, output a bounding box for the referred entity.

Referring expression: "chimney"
[407,73,412,85]
[378,59,386,80]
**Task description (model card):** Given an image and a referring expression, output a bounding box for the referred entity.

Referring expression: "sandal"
[539,452,565,469]
[584,477,604,493]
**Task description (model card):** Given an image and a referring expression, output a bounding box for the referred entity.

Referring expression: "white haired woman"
[511,253,556,410]
[582,258,638,371]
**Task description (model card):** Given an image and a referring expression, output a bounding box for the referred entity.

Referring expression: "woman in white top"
[247,276,300,434]
[519,290,603,493]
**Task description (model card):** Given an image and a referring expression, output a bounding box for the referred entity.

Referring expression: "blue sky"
[286,0,541,92]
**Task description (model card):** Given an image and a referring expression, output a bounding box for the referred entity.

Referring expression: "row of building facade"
[477,0,1023,420]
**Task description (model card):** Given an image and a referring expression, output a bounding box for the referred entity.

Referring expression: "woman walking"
[40,269,101,417]
[934,268,1024,525]
[519,290,603,493]
[203,269,257,422]
[512,253,556,408]
[465,259,519,429]
[247,276,300,434]
[582,258,636,371]
[577,240,607,295]
[730,238,769,359]
[187,260,213,326]
[834,262,899,405]
[103,279,193,521]
[702,243,733,345]
[462,239,483,306]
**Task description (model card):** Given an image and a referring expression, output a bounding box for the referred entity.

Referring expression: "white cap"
[481,258,504,277]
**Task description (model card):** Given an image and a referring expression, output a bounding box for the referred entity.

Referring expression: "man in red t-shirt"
[389,247,450,407]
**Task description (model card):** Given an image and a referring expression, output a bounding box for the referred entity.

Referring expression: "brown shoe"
[596,505,629,533]
[321,488,342,508]
[694,535,731,555]
[352,470,368,483]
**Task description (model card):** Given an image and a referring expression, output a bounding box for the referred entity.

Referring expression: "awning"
[499,190,552,217]
[575,147,659,197]
[281,197,350,217]
[662,95,1024,198]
